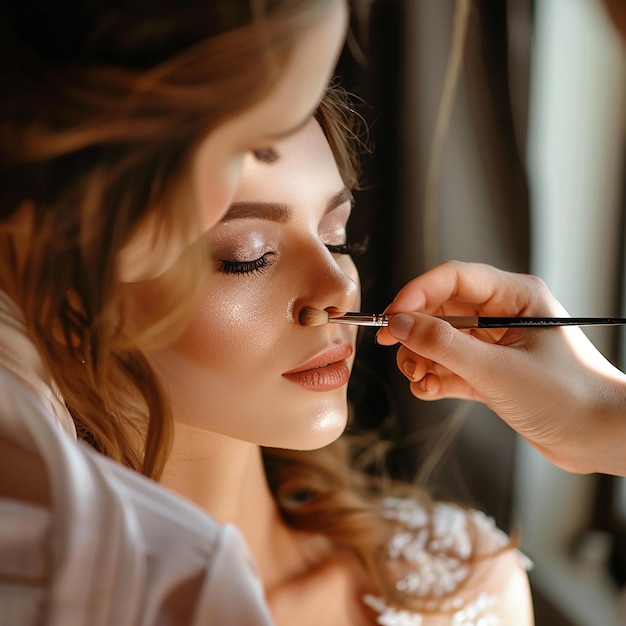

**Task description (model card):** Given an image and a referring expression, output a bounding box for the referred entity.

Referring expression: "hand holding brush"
[357,260,626,476]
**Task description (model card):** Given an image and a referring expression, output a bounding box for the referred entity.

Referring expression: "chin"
[301,409,348,450]
[259,403,348,451]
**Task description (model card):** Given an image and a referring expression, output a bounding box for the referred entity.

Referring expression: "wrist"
[578,372,626,476]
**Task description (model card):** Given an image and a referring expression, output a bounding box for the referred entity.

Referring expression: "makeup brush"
[299,308,626,329]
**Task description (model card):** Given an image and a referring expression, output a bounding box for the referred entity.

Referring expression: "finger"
[385,312,513,389]
[408,371,482,402]
[395,344,481,401]
[384,260,552,317]
[376,328,399,346]
[395,344,432,382]
[385,260,509,313]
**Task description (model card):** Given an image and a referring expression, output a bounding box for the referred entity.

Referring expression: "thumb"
[387,312,503,385]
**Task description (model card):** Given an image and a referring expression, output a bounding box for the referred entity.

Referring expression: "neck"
[161,421,315,589]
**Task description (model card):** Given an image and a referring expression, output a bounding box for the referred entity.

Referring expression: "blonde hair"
[0,0,336,478]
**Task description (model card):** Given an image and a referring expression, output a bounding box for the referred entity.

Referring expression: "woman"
[130,88,533,625]
[0,1,347,624]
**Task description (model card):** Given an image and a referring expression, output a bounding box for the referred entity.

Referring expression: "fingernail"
[389,313,415,341]
[402,359,416,380]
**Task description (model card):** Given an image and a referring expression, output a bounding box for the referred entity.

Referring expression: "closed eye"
[325,238,368,256]
[218,252,276,276]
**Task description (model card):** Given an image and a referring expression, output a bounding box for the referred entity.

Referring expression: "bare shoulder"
[365,497,534,626]
[458,508,534,626]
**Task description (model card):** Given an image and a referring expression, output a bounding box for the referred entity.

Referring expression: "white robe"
[0,290,275,626]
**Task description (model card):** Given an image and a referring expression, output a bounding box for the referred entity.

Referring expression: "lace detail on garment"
[363,593,499,626]
[362,497,509,625]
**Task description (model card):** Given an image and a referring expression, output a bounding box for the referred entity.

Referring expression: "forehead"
[233,118,342,205]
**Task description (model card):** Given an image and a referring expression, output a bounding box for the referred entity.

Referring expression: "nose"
[292,242,360,325]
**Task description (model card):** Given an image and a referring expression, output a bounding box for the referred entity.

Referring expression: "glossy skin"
[117,0,349,281]
[377,260,626,475]
[148,118,360,451]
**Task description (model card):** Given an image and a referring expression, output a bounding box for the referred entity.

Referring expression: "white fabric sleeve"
[0,366,275,626]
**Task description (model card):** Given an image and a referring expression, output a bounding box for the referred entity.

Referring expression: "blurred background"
[337,0,626,624]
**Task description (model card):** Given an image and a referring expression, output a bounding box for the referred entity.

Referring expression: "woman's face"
[146,118,360,450]
[118,0,348,281]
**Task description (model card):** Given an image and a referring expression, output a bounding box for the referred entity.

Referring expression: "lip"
[282,343,353,392]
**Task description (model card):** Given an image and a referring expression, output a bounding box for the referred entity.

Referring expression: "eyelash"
[326,239,367,256]
[218,239,366,277]
[218,253,275,276]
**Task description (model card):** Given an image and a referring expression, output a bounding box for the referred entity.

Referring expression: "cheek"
[160,279,289,374]
[341,257,361,307]
[146,266,354,446]
[149,277,301,435]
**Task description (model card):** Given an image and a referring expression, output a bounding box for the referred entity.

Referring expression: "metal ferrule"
[327,313,389,327]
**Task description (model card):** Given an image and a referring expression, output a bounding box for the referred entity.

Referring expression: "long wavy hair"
[0,0,337,478]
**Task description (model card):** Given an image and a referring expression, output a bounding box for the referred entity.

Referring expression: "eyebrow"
[222,202,293,223]
[222,187,354,224]
[326,188,354,213]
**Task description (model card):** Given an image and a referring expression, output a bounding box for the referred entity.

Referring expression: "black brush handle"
[329,314,626,329]
[469,317,626,328]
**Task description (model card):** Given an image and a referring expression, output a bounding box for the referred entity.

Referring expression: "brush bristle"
[298,307,329,327]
